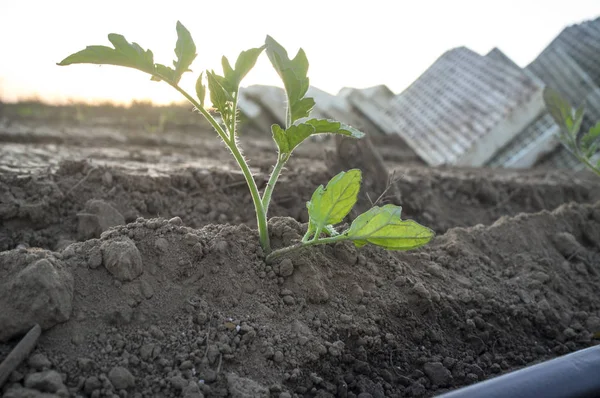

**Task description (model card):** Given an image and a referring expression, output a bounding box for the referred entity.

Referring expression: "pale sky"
[0,0,598,104]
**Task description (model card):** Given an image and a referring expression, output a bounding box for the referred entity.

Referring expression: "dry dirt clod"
[100,237,143,281]
[77,199,125,240]
[107,366,135,390]
[24,370,67,394]
[0,251,73,342]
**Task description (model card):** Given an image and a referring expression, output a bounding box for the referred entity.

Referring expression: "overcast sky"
[1,0,598,104]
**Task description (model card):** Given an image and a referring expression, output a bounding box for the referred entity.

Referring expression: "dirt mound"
[2,201,600,397]
[2,158,599,254]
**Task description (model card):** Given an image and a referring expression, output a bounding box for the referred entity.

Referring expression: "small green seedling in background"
[58,21,434,261]
[543,87,600,177]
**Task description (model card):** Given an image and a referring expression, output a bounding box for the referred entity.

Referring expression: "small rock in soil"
[227,372,270,397]
[0,252,73,342]
[101,238,143,281]
[27,353,51,370]
[423,362,452,387]
[77,199,125,240]
[278,258,295,277]
[108,366,135,390]
[24,370,66,393]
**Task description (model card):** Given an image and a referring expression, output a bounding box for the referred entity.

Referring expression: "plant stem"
[265,234,346,264]
[230,93,238,137]
[170,83,271,254]
[227,142,271,253]
[261,153,289,214]
[170,83,229,143]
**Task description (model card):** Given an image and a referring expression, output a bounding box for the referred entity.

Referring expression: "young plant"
[58,21,434,261]
[543,87,600,177]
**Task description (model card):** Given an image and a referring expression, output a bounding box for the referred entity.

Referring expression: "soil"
[1,109,600,398]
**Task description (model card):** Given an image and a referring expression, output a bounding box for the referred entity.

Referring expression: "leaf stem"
[266,234,346,264]
[169,83,229,142]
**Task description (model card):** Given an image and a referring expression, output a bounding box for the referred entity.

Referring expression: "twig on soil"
[0,324,41,389]
[66,166,98,196]
[203,320,212,359]
[488,187,523,213]
[216,353,223,375]
[367,170,401,207]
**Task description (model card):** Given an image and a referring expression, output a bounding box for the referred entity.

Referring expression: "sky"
[0,0,599,105]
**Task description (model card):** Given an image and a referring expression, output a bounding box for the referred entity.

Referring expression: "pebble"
[84,376,103,394]
[24,370,65,393]
[168,216,183,226]
[278,259,294,277]
[170,375,188,390]
[274,350,284,363]
[108,366,136,389]
[27,353,51,370]
[423,362,452,386]
[283,296,295,305]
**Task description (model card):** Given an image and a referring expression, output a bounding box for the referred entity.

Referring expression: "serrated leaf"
[345,204,435,250]
[265,35,314,125]
[206,70,229,116]
[271,123,314,154]
[234,46,265,84]
[220,46,266,95]
[544,87,573,135]
[153,63,175,82]
[173,21,197,84]
[57,33,155,75]
[221,56,236,93]
[195,72,206,106]
[583,121,600,148]
[307,169,362,235]
[304,119,365,139]
[272,119,365,155]
[572,105,585,139]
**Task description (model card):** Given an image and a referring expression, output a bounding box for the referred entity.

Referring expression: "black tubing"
[436,344,600,398]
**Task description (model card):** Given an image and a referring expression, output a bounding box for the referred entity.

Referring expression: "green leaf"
[271,119,365,155]
[234,46,266,84]
[344,204,435,250]
[304,119,365,139]
[583,121,600,148]
[221,56,236,93]
[271,123,314,154]
[172,21,197,84]
[572,105,585,139]
[153,63,175,82]
[206,70,230,116]
[195,72,206,106]
[57,33,156,75]
[544,87,573,135]
[307,169,362,235]
[265,35,315,125]
[221,46,266,95]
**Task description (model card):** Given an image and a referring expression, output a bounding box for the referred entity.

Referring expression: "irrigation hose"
[436,344,600,398]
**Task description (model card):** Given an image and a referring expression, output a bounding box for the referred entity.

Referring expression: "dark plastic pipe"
[436,344,600,398]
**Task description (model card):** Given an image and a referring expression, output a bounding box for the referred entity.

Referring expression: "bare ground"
[1,113,600,398]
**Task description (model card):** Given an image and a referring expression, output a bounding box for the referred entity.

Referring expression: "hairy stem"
[170,83,271,254]
[169,83,229,142]
[261,153,289,214]
[227,143,271,253]
[266,234,346,264]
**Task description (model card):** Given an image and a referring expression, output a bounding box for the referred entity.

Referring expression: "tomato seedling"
[58,21,434,261]
[543,87,600,177]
